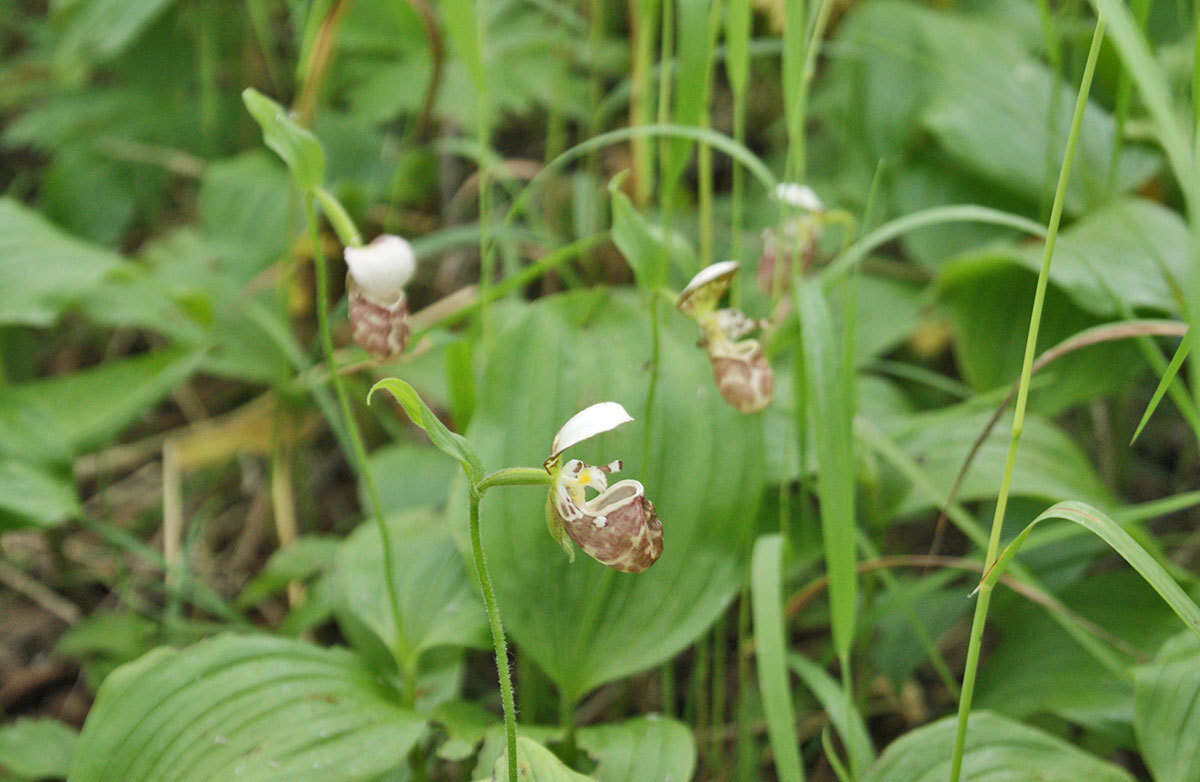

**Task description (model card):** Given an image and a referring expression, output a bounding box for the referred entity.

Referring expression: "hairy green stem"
[475,467,554,492]
[469,490,519,782]
[948,18,1106,779]
[304,196,404,663]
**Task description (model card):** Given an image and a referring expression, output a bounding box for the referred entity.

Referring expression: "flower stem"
[469,489,518,782]
[947,18,1105,780]
[475,467,554,493]
[304,195,403,656]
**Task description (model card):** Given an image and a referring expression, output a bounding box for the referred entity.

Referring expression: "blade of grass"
[1131,335,1190,444]
[980,501,1200,640]
[751,534,806,782]
[949,20,1107,779]
[795,280,858,685]
[820,206,1047,285]
[788,654,874,776]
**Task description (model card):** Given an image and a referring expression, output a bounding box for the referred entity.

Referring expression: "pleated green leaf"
[1135,632,1200,782]
[459,290,763,702]
[485,737,594,781]
[331,509,488,673]
[863,712,1135,781]
[69,634,425,782]
[469,715,695,782]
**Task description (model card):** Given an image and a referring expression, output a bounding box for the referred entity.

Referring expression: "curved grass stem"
[947,17,1106,780]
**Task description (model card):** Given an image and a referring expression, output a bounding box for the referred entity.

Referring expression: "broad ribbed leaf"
[863,712,1134,781]
[69,634,424,782]
[331,509,488,673]
[462,290,764,701]
[485,737,594,782]
[1135,632,1200,782]
[470,716,695,782]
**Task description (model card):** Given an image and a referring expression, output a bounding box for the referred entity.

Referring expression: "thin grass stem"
[948,18,1106,779]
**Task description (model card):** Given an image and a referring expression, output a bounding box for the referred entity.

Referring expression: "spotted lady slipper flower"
[677,262,774,414]
[344,234,416,359]
[542,402,663,573]
[759,183,824,295]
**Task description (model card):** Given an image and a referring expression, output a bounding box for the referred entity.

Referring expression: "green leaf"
[440,0,487,101]
[751,534,806,782]
[331,509,488,673]
[936,260,1146,413]
[241,88,326,192]
[0,459,80,530]
[985,501,1200,641]
[662,0,717,190]
[788,655,874,776]
[608,173,666,289]
[0,718,77,779]
[573,716,695,782]
[368,378,485,485]
[4,348,202,455]
[886,407,1116,518]
[236,536,340,608]
[724,0,752,96]
[0,197,125,327]
[460,289,764,701]
[69,634,425,782]
[366,443,458,513]
[976,569,1185,729]
[199,152,295,265]
[862,711,1135,781]
[797,280,858,666]
[486,737,594,782]
[1135,632,1200,782]
[471,716,695,782]
[54,0,179,63]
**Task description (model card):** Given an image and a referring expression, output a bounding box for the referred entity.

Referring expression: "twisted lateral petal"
[344,234,416,305]
[677,261,740,319]
[553,477,663,573]
[549,402,633,462]
[707,338,773,414]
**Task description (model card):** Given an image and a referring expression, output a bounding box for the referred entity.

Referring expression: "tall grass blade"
[789,654,874,776]
[981,501,1200,640]
[751,534,806,782]
[796,279,858,673]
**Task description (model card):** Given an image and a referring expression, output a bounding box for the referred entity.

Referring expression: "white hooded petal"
[549,402,633,461]
[676,261,740,318]
[344,234,416,304]
[774,182,823,212]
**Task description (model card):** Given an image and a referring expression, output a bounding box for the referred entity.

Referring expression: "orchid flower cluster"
[677,261,774,415]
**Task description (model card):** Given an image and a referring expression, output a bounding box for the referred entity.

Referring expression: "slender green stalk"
[948,18,1106,780]
[305,198,403,647]
[475,467,554,491]
[711,614,729,778]
[735,586,756,780]
[469,490,518,782]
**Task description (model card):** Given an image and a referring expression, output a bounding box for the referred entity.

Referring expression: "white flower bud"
[343,235,416,307]
[774,182,823,212]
